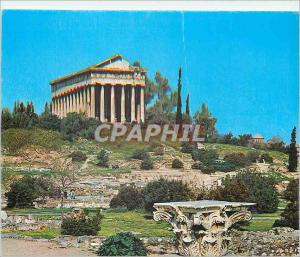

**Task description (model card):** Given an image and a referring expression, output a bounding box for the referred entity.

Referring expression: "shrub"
[260,153,273,163]
[191,149,219,164]
[191,161,205,170]
[208,171,278,213]
[131,149,150,160]
[69,151,87,162]
[192,160,236,173]
[273,179,299,229]
[172,158,184,169]
[143,178,195,212]
[153,146,165,156]
[224,153,249,167]
[97,232,147,256]
[61,211,102,236]
[140,158,154,170]
[246,151,260,163]
[210,161,237,172]
[110,185,144,210]
[97,149,109,167]
[39,113,61,131]
[60,113,101,141]
[181,142,195,154]
[5,176,53,208]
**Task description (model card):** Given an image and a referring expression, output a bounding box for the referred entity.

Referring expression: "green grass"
[205,143,288,162]
[240,219,276,231]
[15,228,60,239]
[99,210,172,238]
[261,172,291,183]
[88,166,131,176]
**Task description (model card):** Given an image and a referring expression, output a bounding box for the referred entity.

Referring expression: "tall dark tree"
[288,127,298,172]
[176,67,182,125]
[185,93,190,116]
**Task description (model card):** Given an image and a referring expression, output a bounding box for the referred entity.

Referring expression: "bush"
[131,149,150,160]
[60,113,101,141]
[191,161,205,170]
[97,232,147,256]
[69,151,87,162]
[191,149,219,164]
[273,179,299,229]
[143,178,195,212]
[207,171,278,213]
[110,185,144,210]
[246,151,260,163]
[97,149,109,167]
[224,153,249,167]
[181,143,195,154]
[153,146,165,156]
[140,158,154,170]
[191,160,236,173]
[210,161,237,172]
[39,113,61,131]
[260,153,273,163]
[172,158,184,169]
[61,211,103,236]
[5,176,53,208]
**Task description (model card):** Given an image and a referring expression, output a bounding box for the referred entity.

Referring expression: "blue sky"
[2,11,299,142]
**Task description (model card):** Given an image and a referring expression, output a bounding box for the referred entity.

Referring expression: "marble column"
[131,86,135,122]
[100,86,105,122]
[80,89,84,113]
[110,86,115,123]
[58,98,61,118]
[52,98,56,115]
[72,93,75,113]
[91,86,95,118]
[121,86,126,123]
[62,96,66,117]
[76,91,80,113]
[66,95,70,115]
[86,87,91,117]
[83,88,86,114]
[140,87,145,123]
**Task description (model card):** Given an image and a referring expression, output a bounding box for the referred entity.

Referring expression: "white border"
[1,1,299,11]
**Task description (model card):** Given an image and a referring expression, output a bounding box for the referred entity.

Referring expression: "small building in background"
[251,134,264,144]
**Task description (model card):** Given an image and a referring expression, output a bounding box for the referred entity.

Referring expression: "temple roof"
[252,134,264,139]
[50,54,146,85]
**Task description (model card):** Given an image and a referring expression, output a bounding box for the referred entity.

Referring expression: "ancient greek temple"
[50,54,146,123]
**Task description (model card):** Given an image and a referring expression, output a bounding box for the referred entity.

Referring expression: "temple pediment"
[94,54,130,69]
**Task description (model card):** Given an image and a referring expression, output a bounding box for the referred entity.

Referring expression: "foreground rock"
[228,227,299,256]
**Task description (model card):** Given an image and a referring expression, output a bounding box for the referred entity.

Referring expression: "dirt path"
[1,238,96,257]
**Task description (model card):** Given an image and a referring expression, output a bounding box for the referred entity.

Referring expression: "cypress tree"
[186,93,190,116]
[176,67,182,125]
[288,127,298,172]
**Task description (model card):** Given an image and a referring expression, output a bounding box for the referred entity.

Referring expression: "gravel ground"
[1,238,96,257]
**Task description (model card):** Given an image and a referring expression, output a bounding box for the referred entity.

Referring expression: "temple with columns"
[50,54,146,123]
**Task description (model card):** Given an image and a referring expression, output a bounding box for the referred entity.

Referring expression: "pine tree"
[176,67,182,125]
[288,127,298,172]
[186,93,190,116]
